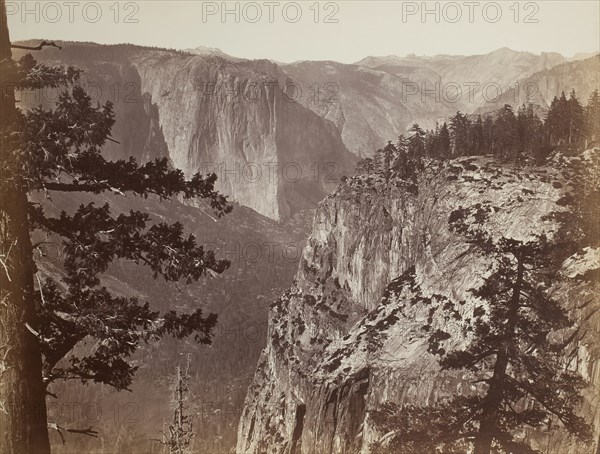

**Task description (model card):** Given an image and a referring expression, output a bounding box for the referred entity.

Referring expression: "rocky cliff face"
[129,52,354,220]
[17,42,356,221]
[282,61,454,157]
[237,150,600,453]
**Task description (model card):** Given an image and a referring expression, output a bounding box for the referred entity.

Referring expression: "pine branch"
[48,422,98,445]
[36,276,217,390]
[42,182,108,193]
[38,156,231,214]
[12,41,62,51]
[504,374,588,439]
[29,203,230,285]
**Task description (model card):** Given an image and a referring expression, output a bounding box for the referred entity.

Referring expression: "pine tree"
[449,112,471,156]
[425,124,440,158]
[355,157,375,175]
[545,96,561,146]
[408,123,426,158]
[371,234,592,453]
[381,141,397,180]
[373,148,385,177]
[471,115,485,155]
[393,135,409,177]
[0,5,231,451]
[545,93,570,146]
[557,92,571,144]
[438,122,451,158]
[492,105,518,160]
[584,89,600,142]
[441,235,590,454]
[567,90,585,144]
[517,103,544,160]
[545,91,585,148]
[482,116,494,155]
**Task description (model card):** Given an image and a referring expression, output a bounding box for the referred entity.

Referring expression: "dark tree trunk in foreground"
[474,251,524,454]
[0,1,51,451]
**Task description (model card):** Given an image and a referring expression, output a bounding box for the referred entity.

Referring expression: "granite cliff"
[237,150,600,453]
[15,42,356,221]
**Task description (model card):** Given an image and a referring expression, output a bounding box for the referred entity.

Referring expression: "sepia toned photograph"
[1,1,599,453]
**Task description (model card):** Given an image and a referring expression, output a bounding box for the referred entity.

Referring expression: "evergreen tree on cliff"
[408,123,426,158]
[517,103,544,160]
[546,92,570,146]
[438,231,591,454]
[471,115,485,155]
[567,90,585,145]
[0,2,231,452]
[371,209,592,454]
[584,89,600,142]
[438,122,451,157]
[449,111,470,156]
[493,105,519,160]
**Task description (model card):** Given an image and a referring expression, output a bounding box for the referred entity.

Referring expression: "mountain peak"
[185,45,243,61]
[191,45,223,54]
[489,46,521,56]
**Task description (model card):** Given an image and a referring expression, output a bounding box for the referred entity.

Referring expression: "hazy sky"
[6,1,600,63]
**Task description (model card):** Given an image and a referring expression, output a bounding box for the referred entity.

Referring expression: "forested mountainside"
[238,149,600,453]
[283,49,592,157]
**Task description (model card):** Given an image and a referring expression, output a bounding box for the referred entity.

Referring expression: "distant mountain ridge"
[355,47,569,106]
[476,54,600,115]
[283,47,588,156]
[15,41,596,208]
[281,60,454,157]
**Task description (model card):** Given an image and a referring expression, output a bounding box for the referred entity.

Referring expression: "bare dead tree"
[153,355,196,454]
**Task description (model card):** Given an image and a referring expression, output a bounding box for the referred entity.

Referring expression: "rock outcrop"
[237,151,600,453]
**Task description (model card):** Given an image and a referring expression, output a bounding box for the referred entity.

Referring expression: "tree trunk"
[0,1,51,452]
[474,349,509,454]
[474,250,525,454]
